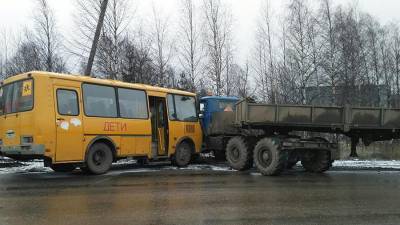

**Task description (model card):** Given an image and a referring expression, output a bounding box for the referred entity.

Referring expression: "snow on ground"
[333,160,400,169]
[0,160,52,174]
[1,159,400,174]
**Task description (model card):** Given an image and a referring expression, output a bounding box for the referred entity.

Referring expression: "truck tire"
[172,142,192,167]
[301,150,332,173]
[286,151,299,169]
[85,143,113,175]
[253,138,286,176]
[50,164,76,172]
[226,137,253,171]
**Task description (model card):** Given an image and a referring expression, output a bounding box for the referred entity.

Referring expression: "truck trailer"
[200,97,400,176]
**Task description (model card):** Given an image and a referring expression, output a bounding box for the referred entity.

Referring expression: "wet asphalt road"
[0,165,400,225]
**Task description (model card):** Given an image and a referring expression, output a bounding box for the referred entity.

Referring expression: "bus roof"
[3,71,196,97]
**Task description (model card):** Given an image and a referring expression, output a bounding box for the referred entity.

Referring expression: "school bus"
[0,71,202,174]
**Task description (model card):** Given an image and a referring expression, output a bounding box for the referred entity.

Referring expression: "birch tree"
[178,0,203,92]
[202,0,233,96]
[254,0,276,103]
[151,4,175,87]
[34,0,66,72]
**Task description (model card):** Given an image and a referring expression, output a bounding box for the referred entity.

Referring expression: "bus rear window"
[0,79,34,115]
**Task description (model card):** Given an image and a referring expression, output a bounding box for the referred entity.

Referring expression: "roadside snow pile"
[333,160,400,169]
[110,164,232,175]
[0,160,51,174]
[185,164,231,171]
[113,159,137,166]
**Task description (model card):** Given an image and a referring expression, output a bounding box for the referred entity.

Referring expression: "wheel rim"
[257,147,272,168]
[230,146,240,162]
[92,150,106,166]
[178,145,190,163]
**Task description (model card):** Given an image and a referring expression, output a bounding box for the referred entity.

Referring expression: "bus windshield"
[0,79,34,115]
[168,94,197,122]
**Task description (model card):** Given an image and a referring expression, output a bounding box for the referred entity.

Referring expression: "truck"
[200,97,400,176]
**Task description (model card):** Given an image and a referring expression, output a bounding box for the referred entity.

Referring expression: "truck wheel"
[226,137,253,171]
[253,138,286,176]
[85,143,113,175]
[301,150,332,173]
[286,151,299,169]
[50,164,76,172]
[172,142,192,167]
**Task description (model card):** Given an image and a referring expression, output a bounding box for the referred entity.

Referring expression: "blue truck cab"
[199,96,240,135]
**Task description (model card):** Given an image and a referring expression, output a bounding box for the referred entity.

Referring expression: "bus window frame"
[56,88,80,116]
[117,87,149,120]
[81,82,150,120]
[167,94,198,122]
[82,82,119,118]
[0,78,34,115]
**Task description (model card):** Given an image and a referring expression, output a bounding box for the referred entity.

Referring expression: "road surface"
[0,163,399,225]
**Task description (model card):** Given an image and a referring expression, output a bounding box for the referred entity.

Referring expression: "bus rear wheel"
[225,137,253,171]
[172,142,192,167]
[85,143,113,175]
[50,164,76,172]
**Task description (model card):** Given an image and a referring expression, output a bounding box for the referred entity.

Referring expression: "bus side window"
[57,89,79,116]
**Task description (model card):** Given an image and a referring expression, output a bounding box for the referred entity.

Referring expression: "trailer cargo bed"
[231,100,400,143]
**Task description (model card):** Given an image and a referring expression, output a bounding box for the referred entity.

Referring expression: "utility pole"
[85,0,108,76]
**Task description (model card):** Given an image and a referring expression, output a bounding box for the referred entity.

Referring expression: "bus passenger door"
[54,86,84,162]
[150,97,168,157]
[157,99,168,155]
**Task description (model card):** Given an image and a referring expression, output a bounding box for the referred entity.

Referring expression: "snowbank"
[333,160,400,169]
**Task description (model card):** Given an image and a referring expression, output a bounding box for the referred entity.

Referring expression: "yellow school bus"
[0,71,202,174]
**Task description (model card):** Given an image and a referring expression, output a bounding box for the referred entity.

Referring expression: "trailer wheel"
[226,137,253,171]
[50,164,76,172]
[253,138,286,176]
[301,150,332,173]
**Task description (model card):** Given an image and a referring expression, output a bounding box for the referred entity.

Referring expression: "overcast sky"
[1,0,400,67]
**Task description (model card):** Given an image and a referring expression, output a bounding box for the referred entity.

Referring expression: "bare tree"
[253,0,276,103]
[120,25,156,84]
[151,4,175,87]
[178,0,203,92]
[318,0,340,104]
[224,23,235,96]
[391,24,400,97]
[285,0,317,104]
[202,0,232,96]
[33,0,65,72]
[235,61,252,98]
[0,30,9,80]
[72,0,131,78]
[6,32,43,75]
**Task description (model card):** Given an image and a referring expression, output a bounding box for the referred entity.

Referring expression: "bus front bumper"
[0,144,45,160]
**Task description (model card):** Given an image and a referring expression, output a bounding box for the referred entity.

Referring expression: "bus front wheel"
[85,143,113,175]
[172,142,192,167]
